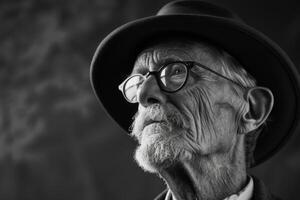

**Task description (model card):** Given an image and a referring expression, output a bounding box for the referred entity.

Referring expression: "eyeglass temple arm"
[190,62,248,90]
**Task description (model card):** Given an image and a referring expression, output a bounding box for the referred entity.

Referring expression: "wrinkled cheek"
[174,93,208,154]
[182,90,212,149]
[211,105,238,151]
[179,88,236,155]
[178,95,200,137]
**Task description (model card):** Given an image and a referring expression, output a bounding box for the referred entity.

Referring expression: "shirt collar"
[165,177,254,200]
[224,177,253,200]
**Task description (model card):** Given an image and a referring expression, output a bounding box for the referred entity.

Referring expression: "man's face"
[130,40,246,173]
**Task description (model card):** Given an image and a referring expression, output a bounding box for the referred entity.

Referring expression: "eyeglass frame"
[118,61,248,103]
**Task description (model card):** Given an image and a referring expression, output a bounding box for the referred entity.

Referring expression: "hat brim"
[91,15,300,167]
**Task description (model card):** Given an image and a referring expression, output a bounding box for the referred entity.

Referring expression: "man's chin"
[134,133,193,173]
[132,122,194,172]
[134,144,176,173]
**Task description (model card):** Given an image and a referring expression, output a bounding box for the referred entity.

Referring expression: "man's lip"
[143,120,166,129]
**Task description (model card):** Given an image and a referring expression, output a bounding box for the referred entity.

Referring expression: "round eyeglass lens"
[124,74,144,102]
[160,63,188,91]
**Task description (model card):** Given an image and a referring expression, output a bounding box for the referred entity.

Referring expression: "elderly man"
[90,1,300,200]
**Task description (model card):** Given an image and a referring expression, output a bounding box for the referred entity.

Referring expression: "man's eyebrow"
[131,57,184,75]
[131,65,148,75]
[156,57,183,66]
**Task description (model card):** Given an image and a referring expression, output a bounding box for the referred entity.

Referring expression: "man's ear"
[242,87,274,133]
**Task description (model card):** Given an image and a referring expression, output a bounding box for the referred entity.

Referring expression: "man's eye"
[168,64,186,76]
[172,68,185,75]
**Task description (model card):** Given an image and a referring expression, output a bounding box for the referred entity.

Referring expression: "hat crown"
[157,0,242,22]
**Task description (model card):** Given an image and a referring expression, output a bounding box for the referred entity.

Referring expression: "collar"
[224,177,253,200]
[165,177,254,200]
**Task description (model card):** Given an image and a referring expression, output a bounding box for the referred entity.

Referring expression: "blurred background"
[0,0,299,199]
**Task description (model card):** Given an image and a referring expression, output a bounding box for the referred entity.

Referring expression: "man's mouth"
[143,120,167,129]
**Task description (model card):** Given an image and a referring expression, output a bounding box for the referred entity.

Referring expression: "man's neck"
[158,136,247,200]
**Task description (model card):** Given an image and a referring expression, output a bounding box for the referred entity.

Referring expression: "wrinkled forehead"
[132,38,220,73]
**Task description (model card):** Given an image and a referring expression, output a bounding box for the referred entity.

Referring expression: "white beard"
[131,105,194,173]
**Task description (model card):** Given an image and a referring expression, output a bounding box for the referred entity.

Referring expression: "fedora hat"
[90,0,300,167]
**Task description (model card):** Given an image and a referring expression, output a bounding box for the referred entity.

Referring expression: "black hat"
[90,0,300,167]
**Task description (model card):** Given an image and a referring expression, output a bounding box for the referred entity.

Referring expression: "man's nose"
[136,76,167,107]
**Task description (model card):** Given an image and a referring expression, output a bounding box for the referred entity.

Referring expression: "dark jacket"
[154,176,282,200]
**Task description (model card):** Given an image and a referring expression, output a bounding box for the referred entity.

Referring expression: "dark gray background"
[0,0,299,199]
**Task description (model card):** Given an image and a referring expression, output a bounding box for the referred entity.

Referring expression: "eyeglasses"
[118,61,246,103]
